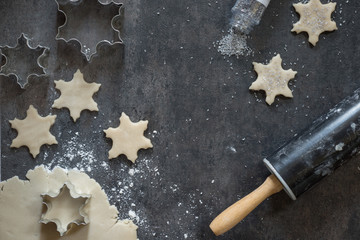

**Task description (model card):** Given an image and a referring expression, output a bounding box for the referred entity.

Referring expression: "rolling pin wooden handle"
[209,175,283,236]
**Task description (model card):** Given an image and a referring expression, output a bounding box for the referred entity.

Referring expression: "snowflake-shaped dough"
[104,113,153,162]
[41,183,90,236]
[249,54,297,105]
[52,69,101,122]
[9,105,57,158]
[292,0,337,46]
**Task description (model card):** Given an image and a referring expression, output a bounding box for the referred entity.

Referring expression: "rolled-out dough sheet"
[0,166,137,240]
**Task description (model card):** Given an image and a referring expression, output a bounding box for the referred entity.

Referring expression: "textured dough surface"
[249,54,297,105]
[0,166,137,240]
[52,69,101,122]
[292,0,337,46]
[9,105,57,158]
[104,112,153,162]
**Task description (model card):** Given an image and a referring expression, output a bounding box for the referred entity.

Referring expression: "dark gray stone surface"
[0,0,359,239]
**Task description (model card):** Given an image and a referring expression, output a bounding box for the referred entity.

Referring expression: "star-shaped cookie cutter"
[55,0,123,61]
[40,182,91,236]
[0,34,49,88]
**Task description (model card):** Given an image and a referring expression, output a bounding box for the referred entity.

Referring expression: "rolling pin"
[210,88,360,236]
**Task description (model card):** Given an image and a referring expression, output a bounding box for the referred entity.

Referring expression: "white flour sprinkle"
[45,134,98,172]
[128,210,140,223]
[128,168,136,176]
[335,142,345,151]
[217,29,252,58]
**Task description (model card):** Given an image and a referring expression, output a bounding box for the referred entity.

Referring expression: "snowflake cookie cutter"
[40,182,91,236]
[0,33,49,88]
[55,0,123,61]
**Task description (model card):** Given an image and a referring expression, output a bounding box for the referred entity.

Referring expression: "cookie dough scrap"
[292,0,337,46]
[0,166,138,240]
[41,183,90,236]
[52,69,101,122]
[104,112,153,162]
[249,54,297,105]
[9,105,57,158]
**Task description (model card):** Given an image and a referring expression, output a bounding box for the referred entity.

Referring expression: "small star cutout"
[292,0,337,46]
[104,112,153,162]
[41,183,90,236]
[249,54,297,105]
[9,105,57,158]
[52,69,101,122]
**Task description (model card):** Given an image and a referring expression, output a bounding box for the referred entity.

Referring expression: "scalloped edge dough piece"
[0,166,137,240]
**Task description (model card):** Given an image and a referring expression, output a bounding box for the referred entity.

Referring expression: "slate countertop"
[1,0,359,239]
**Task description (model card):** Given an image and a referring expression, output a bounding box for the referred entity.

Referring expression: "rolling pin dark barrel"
[210,88,360,236]
[264,88,360,200]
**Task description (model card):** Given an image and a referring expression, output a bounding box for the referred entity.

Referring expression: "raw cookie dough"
[52,69,101,122]
[41,183,90,236]
[0,166,138,240]
[292,0,337,46]
[9,105,57,158]
[104,112,153,162]
[249,54,297,105]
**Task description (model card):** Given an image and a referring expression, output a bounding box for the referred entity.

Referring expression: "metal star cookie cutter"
[55,0,123,61]
[40,182,91,236]
[0,34,49,88]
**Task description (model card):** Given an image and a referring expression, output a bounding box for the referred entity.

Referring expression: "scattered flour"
[335,142,345,151]
[227,146,237,153]
[128,210,140,223]
[128,168,136,176]
[44,133,98,172]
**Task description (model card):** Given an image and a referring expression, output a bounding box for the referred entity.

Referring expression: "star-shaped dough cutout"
[104,113,153,162]
[9,105,57,158]
[292,0,337,46]
[52,69,101,122]
[41,183,90,236]
[249,54,297,105]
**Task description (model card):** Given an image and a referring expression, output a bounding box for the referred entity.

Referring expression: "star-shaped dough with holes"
[292,0,337,46]
[9,105,57,158]
[249,54,297,105]
[104,113,153,162]
[52,69,101,122]
[41,183,90,236]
